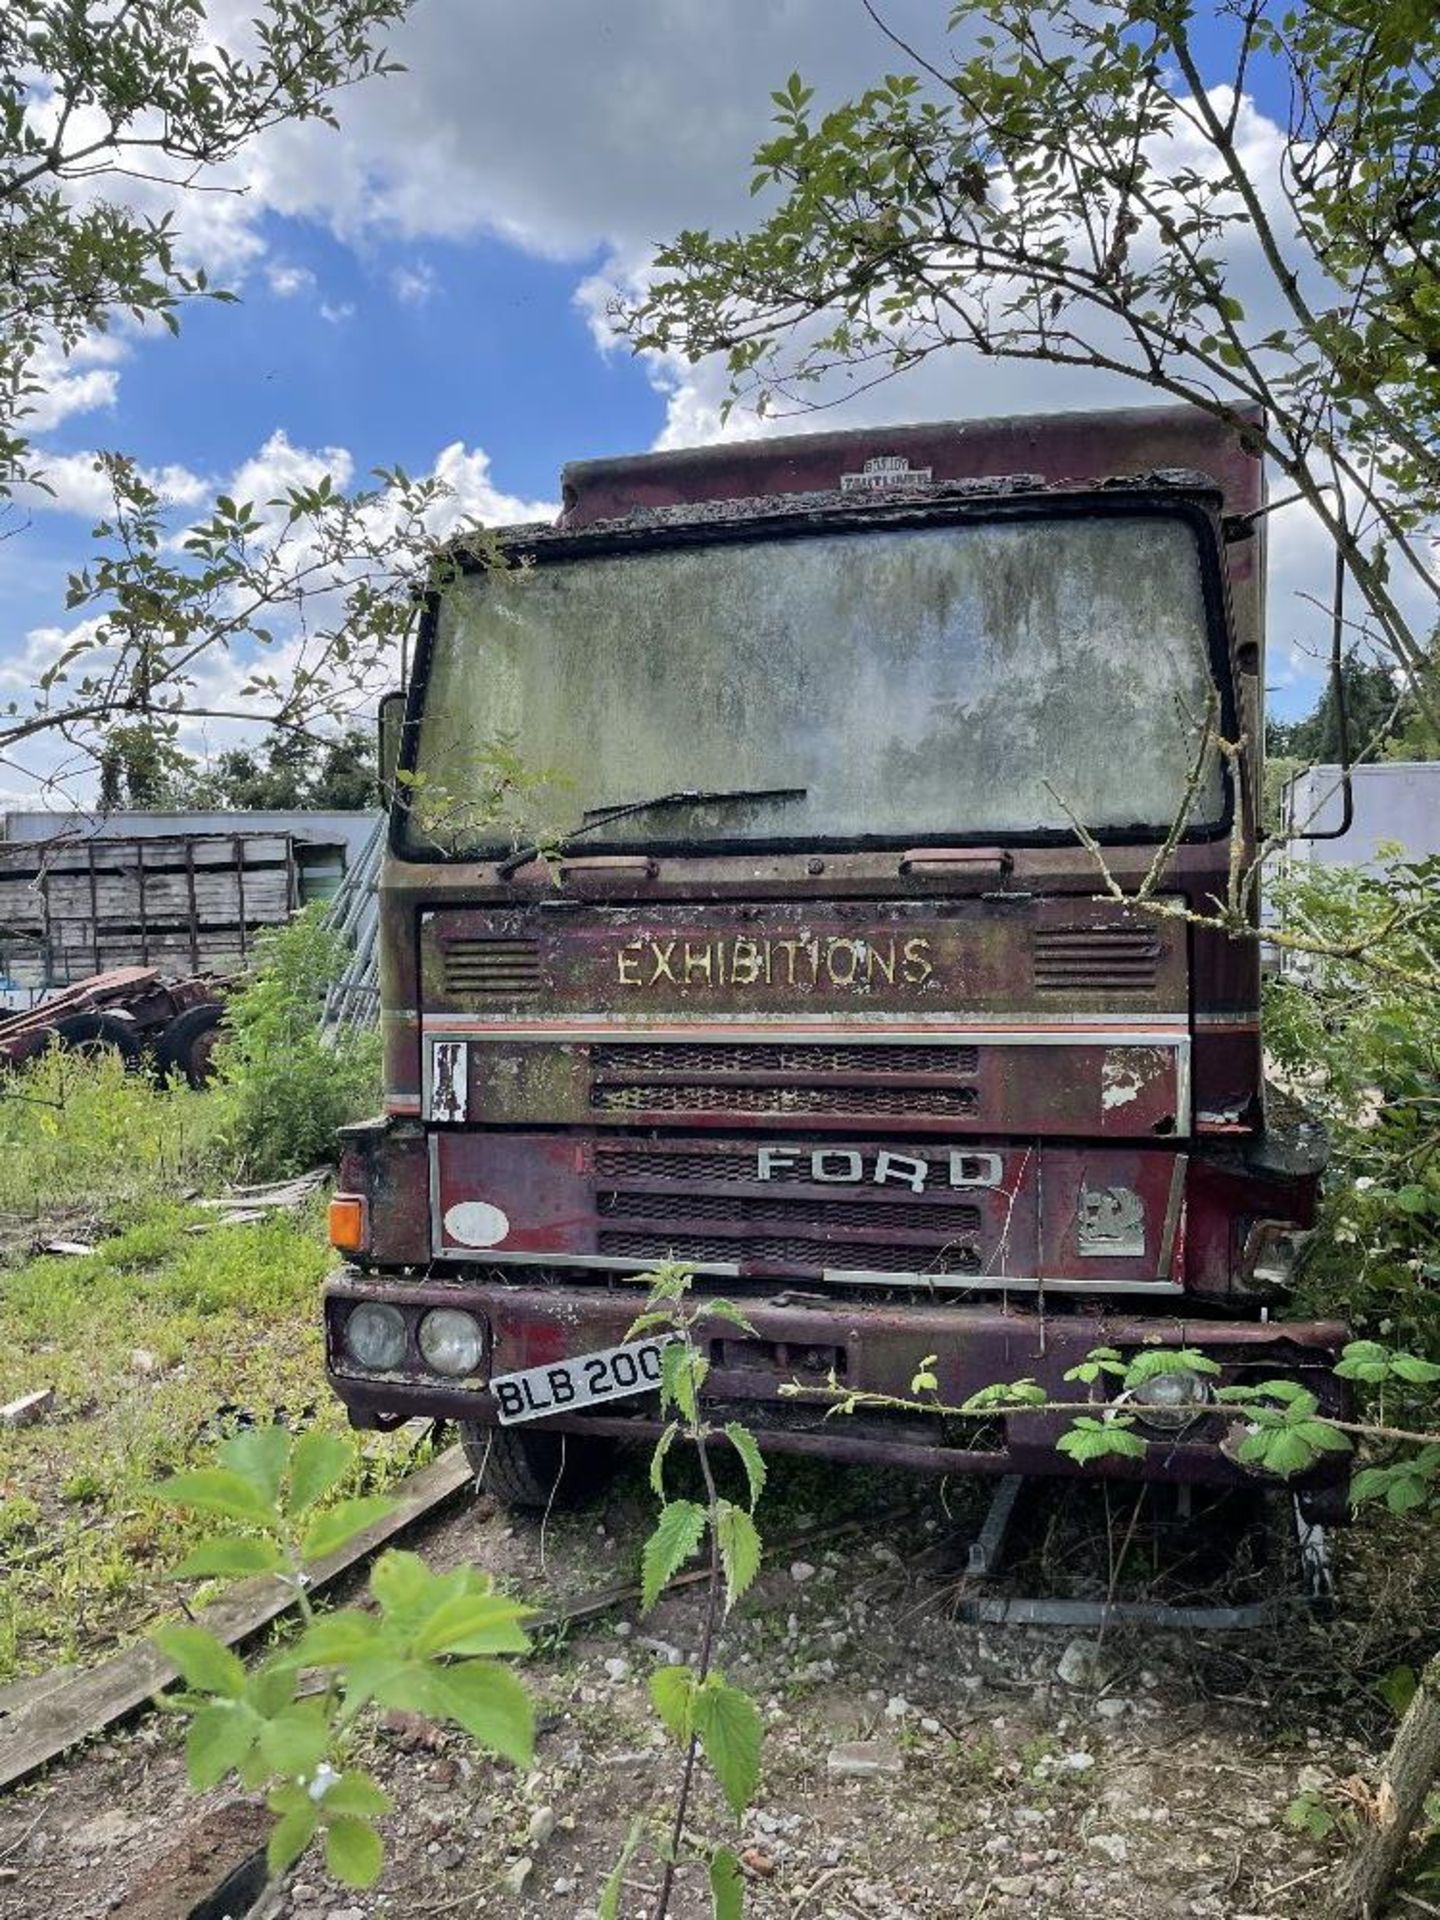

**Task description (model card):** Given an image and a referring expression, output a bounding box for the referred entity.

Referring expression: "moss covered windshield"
[401,508,1226,857]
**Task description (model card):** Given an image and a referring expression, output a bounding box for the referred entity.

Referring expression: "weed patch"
[0,1198,415,1683]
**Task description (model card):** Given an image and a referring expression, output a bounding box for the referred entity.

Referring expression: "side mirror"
[377,690,406,809]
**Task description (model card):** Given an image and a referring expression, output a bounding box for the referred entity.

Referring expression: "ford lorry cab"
[324,406,1343,1514]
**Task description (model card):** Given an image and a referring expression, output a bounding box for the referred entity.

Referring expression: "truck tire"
[459,1422,618,1511]
[155,1002,226,1089]
[39,1011,142,1068]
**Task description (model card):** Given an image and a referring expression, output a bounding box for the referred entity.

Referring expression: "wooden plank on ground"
[0,1445,473,1792]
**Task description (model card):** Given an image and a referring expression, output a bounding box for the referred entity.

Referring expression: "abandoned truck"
[324,405,1345,1515]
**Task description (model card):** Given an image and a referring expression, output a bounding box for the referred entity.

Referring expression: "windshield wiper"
[497,785,808,878]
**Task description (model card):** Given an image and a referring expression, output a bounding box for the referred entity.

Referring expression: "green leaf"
[600,1818,645,1920]
[258,1705,330,1778]
[319,1771,393,1818]
[369,1548,432,1616]
[1242,1427,1317,1477]
[428,1659,534,1767]
[1378,1665,1418,1718]
[1396,1185,1433,1215]
[650,1663,699,1741]
[725,1423,767,1509]
[1391,1352,1440,1384]
[694,1674,763,1817]
[287,1431,353,1515]
[650,1423,679,1498]
[267,1802,318,1876]
[411,1591,532,1660]
[151,1467,279,1525]
[325,1817,384,1888]
[711,1844,745,1920]
[185,1701,259,1789]
[697,1297,757,1334]
[1124,1348,1222,1386]
[661,1341,699,1422]
[715,1502,762,1611]
[155,1624,247,1698]
[300,1495,396,1563]
[219,1425,290,1501]
[173,1537,286,1580]
[295,1612,383,1666]
[642,1499,708,1611]
[1057,1418,1147,1464]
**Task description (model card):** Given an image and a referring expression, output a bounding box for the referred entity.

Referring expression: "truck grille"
[1033,927,1160,991]
[595,1141,971,1185]
[441,938,543,996]
[597,1042,980,1075]
[589,1040,979,1121]
[593,1082,977,1116]
[598,1189,982,1235]
[596,1229,983,1273]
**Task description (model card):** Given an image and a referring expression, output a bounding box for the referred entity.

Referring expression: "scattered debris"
[0,1388,54,1429]
[826,1740,904,1779]
[40,1241,94,1258]
[194,1170,329,1228]
[499,1856,534,1897]
[526,1805,557,1849]
[1056,1637,1108,1687]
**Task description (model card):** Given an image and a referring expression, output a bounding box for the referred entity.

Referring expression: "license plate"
[490,1335,674,1426]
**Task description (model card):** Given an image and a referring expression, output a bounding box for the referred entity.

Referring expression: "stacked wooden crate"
[0,833,299,989]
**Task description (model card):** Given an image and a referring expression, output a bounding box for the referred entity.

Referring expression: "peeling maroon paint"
[327,406,1343,1497]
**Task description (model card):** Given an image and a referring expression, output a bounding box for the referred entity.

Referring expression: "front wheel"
[459,1422,618,1511]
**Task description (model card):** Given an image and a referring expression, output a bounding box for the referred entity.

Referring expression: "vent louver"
[1033,926,1161,992]
[441,937,543,997]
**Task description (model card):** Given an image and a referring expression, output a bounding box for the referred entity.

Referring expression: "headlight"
[418,1308,484,1377]
[1128,1368,1213,1433]
[345,1302,408,1370]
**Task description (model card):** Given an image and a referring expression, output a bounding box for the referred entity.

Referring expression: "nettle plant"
[151,1426,533,1890]
[605,1265,767,1920]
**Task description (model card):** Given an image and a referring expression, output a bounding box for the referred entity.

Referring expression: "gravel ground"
[0,1460,1408,1920]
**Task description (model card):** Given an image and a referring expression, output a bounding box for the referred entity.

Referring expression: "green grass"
[0,1055,404,1683]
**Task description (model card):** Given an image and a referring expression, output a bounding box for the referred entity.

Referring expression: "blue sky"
[2,1,1359,805]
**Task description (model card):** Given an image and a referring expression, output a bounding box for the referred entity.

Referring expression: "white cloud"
[390,262,437,307]
[265,262,317,298]
[15,452,209,520]
[319,300,355,325]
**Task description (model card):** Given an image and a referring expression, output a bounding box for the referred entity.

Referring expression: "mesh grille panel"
[592,1041,979,1076]
[594,1142,970,1184]
[592,1082,978,1116]
[598,1189,982,1234]
[596,1229,983,1272]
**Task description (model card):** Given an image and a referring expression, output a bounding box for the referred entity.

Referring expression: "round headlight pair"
[343,1302,483,1377]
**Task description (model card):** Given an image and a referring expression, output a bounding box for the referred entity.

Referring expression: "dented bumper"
[324,1268,1351,1495]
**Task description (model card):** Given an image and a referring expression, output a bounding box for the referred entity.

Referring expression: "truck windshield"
[401,509,1226,856]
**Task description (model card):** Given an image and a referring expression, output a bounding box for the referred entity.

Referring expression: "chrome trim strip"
[1157,1153,1189,1277]
[422,1017,1189,1046]
[426,1242,1182,1295]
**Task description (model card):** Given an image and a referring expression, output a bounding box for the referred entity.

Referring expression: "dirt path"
[0,1462,1396,1920]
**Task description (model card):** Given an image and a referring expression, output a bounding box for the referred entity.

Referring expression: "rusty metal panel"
[428,1129,1189,1291]
[420,897,1188,1021]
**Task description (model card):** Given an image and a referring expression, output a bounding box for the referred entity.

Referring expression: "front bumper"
[324,1269,1351,1494]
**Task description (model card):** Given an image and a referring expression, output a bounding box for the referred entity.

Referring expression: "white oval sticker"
[444,1200,511,1248]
